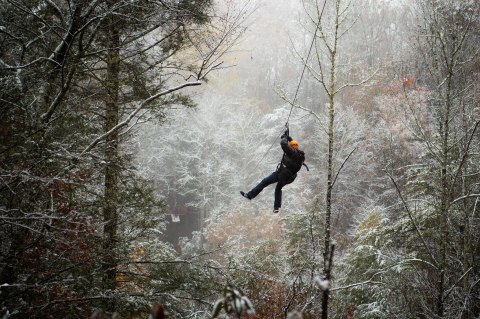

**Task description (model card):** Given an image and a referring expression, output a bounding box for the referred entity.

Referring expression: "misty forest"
[1,0,480,318]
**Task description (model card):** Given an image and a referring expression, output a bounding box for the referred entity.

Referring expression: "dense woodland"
[1,0,479,318]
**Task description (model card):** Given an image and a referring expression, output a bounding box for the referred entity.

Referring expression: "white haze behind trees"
[135,0,412,235]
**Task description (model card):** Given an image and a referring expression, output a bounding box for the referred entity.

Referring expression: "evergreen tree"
[0,0,246,317]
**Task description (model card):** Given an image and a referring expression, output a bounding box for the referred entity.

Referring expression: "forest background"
[1,0,479,318]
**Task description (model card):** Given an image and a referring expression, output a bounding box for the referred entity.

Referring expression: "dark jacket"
[279,135,305,175]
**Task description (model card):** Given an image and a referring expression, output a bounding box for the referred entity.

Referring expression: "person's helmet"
[289,140,299,149]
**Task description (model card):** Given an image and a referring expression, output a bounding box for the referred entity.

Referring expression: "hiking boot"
[240,191,251,200]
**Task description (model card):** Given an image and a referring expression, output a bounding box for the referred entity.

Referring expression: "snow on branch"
[450,193,480,206]
[333,68,379,95]
[331,279,384,291]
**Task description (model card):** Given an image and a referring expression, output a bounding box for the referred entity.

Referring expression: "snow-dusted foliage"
[336,208,420,318]
[0,0,249,316]
[2,0,480,317]
[211,285,255,318]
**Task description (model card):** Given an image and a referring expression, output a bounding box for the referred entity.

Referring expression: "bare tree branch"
[387,172,439,268]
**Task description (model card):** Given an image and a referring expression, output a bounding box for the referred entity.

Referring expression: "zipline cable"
[249,0,327,174]
[285,0,327,127]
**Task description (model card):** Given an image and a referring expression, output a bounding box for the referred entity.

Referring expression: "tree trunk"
[437,59,453,319]
[102,0,121,294]
[322,2,341,318]
[321,245,335,319]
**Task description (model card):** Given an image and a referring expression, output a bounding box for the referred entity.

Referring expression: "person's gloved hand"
[281,126,291,140]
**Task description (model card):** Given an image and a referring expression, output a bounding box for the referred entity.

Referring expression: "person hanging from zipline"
[239,0,321,214]
[240,127,307,213]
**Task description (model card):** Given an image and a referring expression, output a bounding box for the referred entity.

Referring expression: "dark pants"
[247,171,296,209]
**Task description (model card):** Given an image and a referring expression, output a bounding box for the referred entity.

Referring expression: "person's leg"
[274,179,287,210]
[274,173,297,210]
[247,172,278,199]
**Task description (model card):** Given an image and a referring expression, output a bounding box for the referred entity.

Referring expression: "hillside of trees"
[1,0,479,318]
